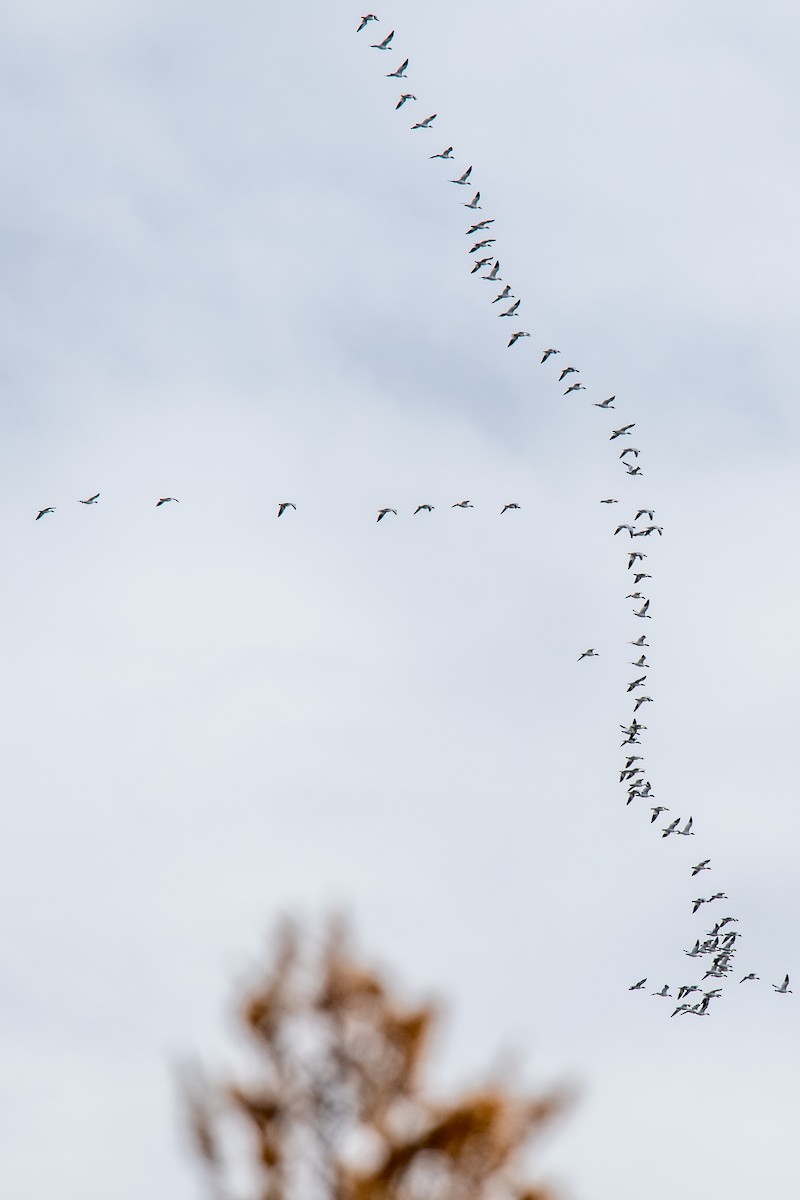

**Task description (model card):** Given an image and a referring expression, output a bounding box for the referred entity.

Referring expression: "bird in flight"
[773,975,792,993]
[452,500,473,509]
[482,260,501,281]
[508,331,530,348]
[78,493,100,505]
[633,695,652,712]
[692,860,711,876]
[277,502,296,517]
[371,30,394,49]
[414,504,434,514]
[501,503,520,513]
[467,219,495,234]
[559,367,579,381]
[650,806,668,823]
[377,508,397,522]
[387,58,409,79]
[469,238,495,253]
[395,93,416,109]
[357,14,378,32]
[411,113,436,129]
[156,497,179,506]
[600,498,619,504]
[652,985,672,998]
[464,191,482,210]
[578,648,598,661]
[35,507,55,520]
[629,635,649,647]
[633,600,651,619]
[541,348,560,363]
[740,973,759,983]
[564,382,585,395]
[492,285,514,304]
[610,424,635,440]
[471,257,493,274]
[431,146,454,159]
[450,165,473,185]
[498,300,521,318]
[628,978,646,990]
[593,396,616,409]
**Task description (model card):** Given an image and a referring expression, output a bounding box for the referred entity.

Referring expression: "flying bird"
[469,238,495,253]
[387,58,409,78]
[452,500,473,509]
[371,30,394,49]
[635,509,655,521]
[414,504,434,514]
[156,497,179,506]
[471,258,493,273]
[559,367,579,381]
[610,424,635,440]
[677,817,694,836]
[628,978,647,991]
[563,382,585,395]
[692,860,711,876]
[578,648,598,661]
[395,93,416,109]
[740,974,759,983]
[629,635,649,647]
[620,447,640,459]
[633,600,651,618]
[633,695,652,712]
[357,14,378,32]
[650,806,669,823]
[411,113,437,130]
[773,975,792,993]
[277,502,296,517]
[593,396,616,409]
[377,508,397,522]
[35,507,55,520]
[501,503,520,513]
[498,301,521,318]
[431,146,454,159]
[627,676,647,692]
[652,985,672,998]
[482,261,501,281]
[78,493,100,505]
[662,818,681,839]
[508,332,530,348]
[467,219,495,234]
[450,166,473,185]
[492,285,514,304]
[600,498,619,504]
[464,191,482,209]
[541,348,560,363]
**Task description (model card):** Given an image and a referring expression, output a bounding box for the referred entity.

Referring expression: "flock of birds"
[356,11,791,1015]
[34,497,522,521]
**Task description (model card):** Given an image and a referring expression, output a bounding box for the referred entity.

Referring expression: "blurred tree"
[184,920,566,1200]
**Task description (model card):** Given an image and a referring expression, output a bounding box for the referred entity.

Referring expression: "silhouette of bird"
[156,497,179,506]
[277,502,296,518]
[78,493,100,505]
[629,978,646,991]
[692,860,711,876]
[508,332,530,348]
[541,348,560,363]
[36,507,55,520]
[414,504,434,514]
[501,503,520,513]
[610,424,635,440]
[377,508,397,522]
[559,367,579,381]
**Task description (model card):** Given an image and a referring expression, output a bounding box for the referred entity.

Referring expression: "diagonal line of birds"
[354,10,791,1016]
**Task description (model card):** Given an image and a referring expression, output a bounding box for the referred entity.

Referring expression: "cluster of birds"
[34,497,522,522]
[357,11,791,1014]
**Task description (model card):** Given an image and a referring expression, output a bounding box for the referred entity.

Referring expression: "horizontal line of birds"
[32,497,526,522]
[357,12,791,1012]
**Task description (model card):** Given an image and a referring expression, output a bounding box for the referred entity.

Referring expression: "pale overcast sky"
[2,2,799,1198]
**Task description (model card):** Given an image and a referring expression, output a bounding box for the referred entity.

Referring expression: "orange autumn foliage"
[185,921,566,1200]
